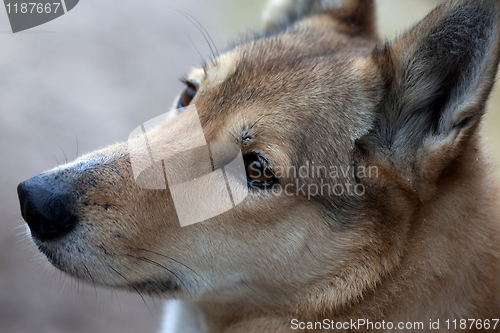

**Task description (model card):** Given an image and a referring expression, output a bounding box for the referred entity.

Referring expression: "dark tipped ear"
[262,0,376,37]
[359,0,500,196]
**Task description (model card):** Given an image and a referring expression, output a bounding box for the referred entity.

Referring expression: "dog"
[17,0,500,332]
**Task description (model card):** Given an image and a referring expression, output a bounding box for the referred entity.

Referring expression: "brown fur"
[18,0,500,331]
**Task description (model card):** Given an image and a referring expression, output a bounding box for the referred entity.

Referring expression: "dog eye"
[177,80,197,109]
[244,154,277,189]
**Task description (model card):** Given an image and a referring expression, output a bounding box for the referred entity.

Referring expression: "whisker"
[112,288,123,312]
[83,263,98,297]
[126,254,194,300]
[187,34,206,65]
[52,153,60,165]
[134,248,219,295]
[74,131,79,159]
[13,221,27,230]
[107,265,154,316]
[174,9,219,59]
[57,144,68,164]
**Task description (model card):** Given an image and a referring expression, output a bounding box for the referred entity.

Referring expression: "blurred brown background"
[1,0,498,332]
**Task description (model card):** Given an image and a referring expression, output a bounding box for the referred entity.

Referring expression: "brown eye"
[244,154,277,189]
[177,81,197,109]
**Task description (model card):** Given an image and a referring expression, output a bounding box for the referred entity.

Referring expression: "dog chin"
[32,237,89,276]
[33,234,183,296]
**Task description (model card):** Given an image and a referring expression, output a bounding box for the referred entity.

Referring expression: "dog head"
[17,0,500,317]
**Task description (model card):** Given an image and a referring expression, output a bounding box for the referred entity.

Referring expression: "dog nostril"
[17,175,78,241]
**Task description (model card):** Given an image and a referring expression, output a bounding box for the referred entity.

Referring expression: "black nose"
[17,174,78,241]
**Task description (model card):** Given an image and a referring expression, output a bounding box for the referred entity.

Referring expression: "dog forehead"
[196,28,374,127]
[211,26,372,77]
[201,51,240,91]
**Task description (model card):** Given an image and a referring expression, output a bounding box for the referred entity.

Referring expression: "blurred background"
[1,0,499,332]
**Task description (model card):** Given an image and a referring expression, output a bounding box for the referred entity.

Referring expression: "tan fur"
[18,0,500,332]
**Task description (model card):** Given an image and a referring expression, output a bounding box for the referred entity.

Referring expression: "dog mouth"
[35,239,182,294]
[128,279,181,294]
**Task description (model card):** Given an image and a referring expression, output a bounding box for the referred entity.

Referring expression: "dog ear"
[358,0,500,197]
[262,0,376,37]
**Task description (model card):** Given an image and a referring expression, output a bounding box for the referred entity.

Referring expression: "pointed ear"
[262,0,376,37]
[358,0,500,196]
